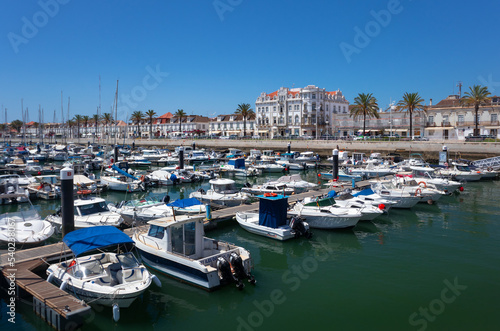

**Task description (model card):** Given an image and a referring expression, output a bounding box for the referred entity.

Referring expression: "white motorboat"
[133,215,256,290]
[0,208,54,246]
[47,226,159,320]
[295,151,318,162]
[236,194,312,240]
[0,175,30,204]
[45,197,124,232]
[315,194,384,221]
[392,176,446,202]
[220,158,260,177]
[348,163,395,178]
[108,196,173,225]
[125,155,152,168]
[438,162,483,182]
[150,170,174,186]
[100,175,144,192]
[272,174,318,193]
[409,166,463,193]
[26,175,60,200]
[141,149,171,161]
[186,150,210,163]
[370,181,422,208]
[288,198,362,229]
[166,198,205,215]
[349,188,397,211]
[189,179,250,208]
[253,161,285,173]
[241,182,295,196]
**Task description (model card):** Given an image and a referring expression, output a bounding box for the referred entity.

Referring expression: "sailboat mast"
[114,79,119,146]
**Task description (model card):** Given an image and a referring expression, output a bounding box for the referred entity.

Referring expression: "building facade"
[208,114,256,137]
[255,85,349,138]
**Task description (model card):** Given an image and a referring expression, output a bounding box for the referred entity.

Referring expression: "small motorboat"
[166,197,206,215]
[241,182,295,196]
[108,196,173,225]
[46,226,159,321]
[189,179,250,208]
[133,215,256,290]
[0,208,54,247]
[236,194,312,241]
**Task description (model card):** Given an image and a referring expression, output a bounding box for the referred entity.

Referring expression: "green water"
[1,171,499,331]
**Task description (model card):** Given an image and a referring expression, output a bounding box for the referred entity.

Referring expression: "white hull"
[236,212,296,241]
[287,209,360,229]
[100,176,143,192]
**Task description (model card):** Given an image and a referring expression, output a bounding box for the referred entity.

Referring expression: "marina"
[1,145,499,331]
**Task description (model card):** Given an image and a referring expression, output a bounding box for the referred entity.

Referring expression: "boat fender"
[112,303,120,322]
[59,280,68,291]
[46,272,54,283]
[152,274,162,287]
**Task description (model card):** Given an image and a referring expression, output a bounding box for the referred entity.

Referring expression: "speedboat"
[438,162,483,182]
[189,179,250,208]
[150,170,174,186]
[166,198,206,215]
[241,182,295,196]
[409,166,463,193]
[0,175,30,204]
[236,194,312,240]
[26,175,60,200]
[108,196,173,225]
[46,226,159,321]
[288,198,362,229]
[45,197,124,232]
[220,158,260,177]
[100,164,145,192]
[0,208,54,246]
[295,151,318,162]
[253,161,285,173]
[392,176,446,202]
[317,193,385,221]
[133,215,256,290]
[271,174,318,193]
[370,180,422,208]
[186,150,210,163]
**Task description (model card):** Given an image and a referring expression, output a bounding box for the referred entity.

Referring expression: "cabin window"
[171,224,184,254]
[148,225,164,239]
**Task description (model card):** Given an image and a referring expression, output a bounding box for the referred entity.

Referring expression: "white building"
[209,114,256,137]
[255,85,349,138]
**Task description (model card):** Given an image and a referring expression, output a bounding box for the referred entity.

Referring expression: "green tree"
[10,119,24,133]
[130,111,144,138]
[145,109,157,139]
[175,109,186,135]
[396,92,426,139]
[74,114,83,138]
[460,85,491,136]
[349,93,379,139]
[92,113,101,138]
[235,103,255,137]
[102,113,113,139]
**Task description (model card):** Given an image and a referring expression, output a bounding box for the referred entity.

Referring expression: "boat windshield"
[456,165,471,171]
[213,183,238,194]
[72,259,104,278]
[78,201,109,216]
[117,252,140,269]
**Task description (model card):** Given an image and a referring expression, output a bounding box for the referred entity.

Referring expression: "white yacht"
[189,179,250,208]
[409,166,462,193]
[133,215,256,290]
[288,199,362,229]
[438,162,483,182]
[370,180,422,208]
[108,196,173,225]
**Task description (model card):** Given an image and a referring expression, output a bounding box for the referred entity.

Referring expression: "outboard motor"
[290,216,312,239]
[244,182,252,188]
[162,195,170,204]
[216,256,234,284]
[230,252,256,289]
[198,188,206,195]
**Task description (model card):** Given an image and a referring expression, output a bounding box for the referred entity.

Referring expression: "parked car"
[219,136,230,140]
[229,134,238,140]
[300,135,313,140]
[252,135,261,139]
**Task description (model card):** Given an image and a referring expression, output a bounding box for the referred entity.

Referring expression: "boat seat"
[107,263,122,286]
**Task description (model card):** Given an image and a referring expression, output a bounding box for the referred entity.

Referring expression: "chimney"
[429,98,433,106]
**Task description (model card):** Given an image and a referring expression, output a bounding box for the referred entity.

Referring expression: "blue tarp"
[63,226,134,257]
[111,164,138,180]
[258,195,288,228]
[167,197,202,208]
[352,188,374,197]
[228,158,245,169]
[327,190,337,198]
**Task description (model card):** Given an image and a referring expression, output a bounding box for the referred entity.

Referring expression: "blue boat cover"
[327,190,337,198]
[228,158,245,169]
[63,226,134,257]
[111,164,138,180]
[167,197,202,208]
[352,188,374,197]
[258,195,288,228]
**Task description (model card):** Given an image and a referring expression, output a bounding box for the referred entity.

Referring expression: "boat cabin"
[209,179,239,194]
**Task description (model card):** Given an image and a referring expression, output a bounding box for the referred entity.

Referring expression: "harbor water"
[1,169,499,330]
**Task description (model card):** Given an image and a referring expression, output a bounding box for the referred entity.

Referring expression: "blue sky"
[1,0,499,122]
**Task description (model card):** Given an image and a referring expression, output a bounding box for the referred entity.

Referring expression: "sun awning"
[63,226,134,257]
[226,130,240,133]
[211,131,221,134]
[484,126,500,129]
[258,130,268,133]
[424,127,454,130]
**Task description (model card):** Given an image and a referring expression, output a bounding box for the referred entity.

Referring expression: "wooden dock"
[1,259,90,330]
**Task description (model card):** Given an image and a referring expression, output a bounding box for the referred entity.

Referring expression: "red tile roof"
[158,112,173,119]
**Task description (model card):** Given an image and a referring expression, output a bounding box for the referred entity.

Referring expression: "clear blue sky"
[1,0,499,122]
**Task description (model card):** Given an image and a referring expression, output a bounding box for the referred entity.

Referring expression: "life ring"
[414,188,422,196]
[264,192,277,197]
[77,190,92,195]
[140,175,145,182]
[417,181,427,188]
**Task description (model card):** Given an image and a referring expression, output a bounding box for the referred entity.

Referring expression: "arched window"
[295,115,299,125]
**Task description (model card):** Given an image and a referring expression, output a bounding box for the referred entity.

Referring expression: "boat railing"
[198,247,241,267]
[135,232,161,250]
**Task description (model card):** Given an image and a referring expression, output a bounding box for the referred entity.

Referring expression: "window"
[491,114,498,122]
[266,107,269,112]
[295,115,299,124]
[428,115,434,124]
[288,116,292,123]
[273,106,276,112]
[312,94,316,99]
[333,105,336,113]
[148,225,164,239]
[289,105,292,111]
[458,115,464,124]
[273,117,277,124]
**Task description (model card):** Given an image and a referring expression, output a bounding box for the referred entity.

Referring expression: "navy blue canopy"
[228,158,245,169]
[167,197,202,208]
[258,195,288,228]
[63,226,134,257]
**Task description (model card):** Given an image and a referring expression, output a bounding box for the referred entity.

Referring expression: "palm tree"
[92,114,101,139]
[349,93,379,139]
[82,115,90,135]
[66,119,75,139]
[102,113,113,139]
[175,109,186,135]
[145,109,157,139]
[396,92,426,139]
[74,114,83,138]
[235,103,255,137]
[461,85,491,136]
[130,111,144,138]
